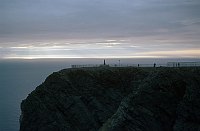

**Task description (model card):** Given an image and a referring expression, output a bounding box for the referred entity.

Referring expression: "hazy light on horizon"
[1,40,200,59]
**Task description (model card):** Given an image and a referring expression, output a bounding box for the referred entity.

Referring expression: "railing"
[71,64,166,68]
[167,62,200,67]
[71,62,200,68]
[71,64,100,68]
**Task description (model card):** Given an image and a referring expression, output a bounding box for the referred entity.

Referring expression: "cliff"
[20,67,200,131]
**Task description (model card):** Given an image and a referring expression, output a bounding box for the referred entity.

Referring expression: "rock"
[174,69,200,131]
[20,67,147,131]
[20,67,200,131]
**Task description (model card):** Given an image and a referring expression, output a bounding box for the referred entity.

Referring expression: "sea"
[0,58,199,131]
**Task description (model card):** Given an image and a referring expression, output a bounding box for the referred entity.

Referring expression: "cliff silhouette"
[20,67,200,131]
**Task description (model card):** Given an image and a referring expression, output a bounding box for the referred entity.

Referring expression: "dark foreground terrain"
[20,67,200,131]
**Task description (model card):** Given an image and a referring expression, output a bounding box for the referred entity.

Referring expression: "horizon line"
[1,56,200,60]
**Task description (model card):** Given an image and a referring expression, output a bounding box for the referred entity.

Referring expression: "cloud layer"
[0,0,200,58]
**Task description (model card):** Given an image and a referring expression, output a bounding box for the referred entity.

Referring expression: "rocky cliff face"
[20,67,200,131]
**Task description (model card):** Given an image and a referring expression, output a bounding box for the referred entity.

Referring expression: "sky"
[0,0,200,59]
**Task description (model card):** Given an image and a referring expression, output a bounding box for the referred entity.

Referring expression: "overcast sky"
[0,0,200,59]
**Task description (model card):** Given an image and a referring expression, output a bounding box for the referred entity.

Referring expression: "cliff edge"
[20,67,200,131]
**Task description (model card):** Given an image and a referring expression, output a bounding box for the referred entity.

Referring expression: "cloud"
[174,18,200,26]
[135,49,200,58]
[95,42,122,45]
[0,0,200,58]
[1,40,200,59]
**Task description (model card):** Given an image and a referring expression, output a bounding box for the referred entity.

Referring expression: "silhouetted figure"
[178,63,180,67]
[154,63,156,68]
[104,59,106,65]
[138,64,140,67]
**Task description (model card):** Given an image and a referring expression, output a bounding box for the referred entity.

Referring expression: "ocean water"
[0,58,199,131]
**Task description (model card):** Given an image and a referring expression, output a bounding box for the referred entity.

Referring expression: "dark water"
[0,58,199,131]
